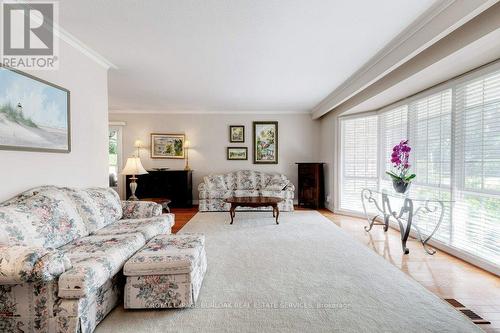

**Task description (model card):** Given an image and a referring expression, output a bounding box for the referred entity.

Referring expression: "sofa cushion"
[0,245,72,284]
[124,234,205,276]
[260,189,294,199]
[63,187,122,233]
[198,189,234,200]
[233,189,260,197]
[0,189,88,248]
[93,215,174,240]
[234,170,271,190]
[58,233,145,298]
[203,175,227,190]
[0,185,60,207]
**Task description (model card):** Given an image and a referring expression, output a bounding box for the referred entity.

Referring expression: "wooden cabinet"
[126,170,192,208]
[296,163,324,209]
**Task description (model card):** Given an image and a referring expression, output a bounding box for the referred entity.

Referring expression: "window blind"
[453,70,500,265]
[408,90,453,243]
[338,63,500,268]
[379,105,408,192]
[340,116,378,213]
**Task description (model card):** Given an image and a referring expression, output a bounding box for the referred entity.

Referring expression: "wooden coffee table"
[224,196,284,225]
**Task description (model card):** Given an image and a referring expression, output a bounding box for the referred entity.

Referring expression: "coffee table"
[224,196,284,225]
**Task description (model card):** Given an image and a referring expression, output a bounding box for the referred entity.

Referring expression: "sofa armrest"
[121,200,162,219]
[0,245,72,284]
[284,183,295,192]
[198,182,208,192]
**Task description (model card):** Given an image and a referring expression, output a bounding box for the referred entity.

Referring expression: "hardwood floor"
[170,207,198,234]
[170,206,500,332]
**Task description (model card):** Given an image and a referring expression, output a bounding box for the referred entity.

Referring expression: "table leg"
[400,199,413,255]
[274,205,280,225]
[272,206,276,217]
[229,204,236,225]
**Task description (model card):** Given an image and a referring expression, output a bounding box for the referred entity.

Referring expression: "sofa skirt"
[0,275,123,333]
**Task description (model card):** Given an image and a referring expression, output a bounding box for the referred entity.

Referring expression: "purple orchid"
[386,140,416,183]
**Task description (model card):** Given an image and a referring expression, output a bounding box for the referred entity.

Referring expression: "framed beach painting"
[227,147,248,160]
[0,65,70,153]
[229,125,245,142]
[151,133,185,159]
[253,121,278,164]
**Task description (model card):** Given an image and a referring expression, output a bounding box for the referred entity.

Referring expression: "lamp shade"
[133,139,143,148]
[121,157,148,175]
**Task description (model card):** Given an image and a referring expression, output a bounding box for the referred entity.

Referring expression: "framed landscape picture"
[229,125,245,142]
[151,133,185,159]
[227,147,248,160]
[253,121,278,164]
[0,65,70,153]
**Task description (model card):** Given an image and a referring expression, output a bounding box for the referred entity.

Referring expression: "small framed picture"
[151,133,185,159]
[229,125,245,142]
[227,147,248,160]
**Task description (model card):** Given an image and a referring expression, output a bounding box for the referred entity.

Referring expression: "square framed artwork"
[227,147,248,160]
[229,125,245,142]
[0,65,70,153]
[150,133,185,159]
[253,121,278,164]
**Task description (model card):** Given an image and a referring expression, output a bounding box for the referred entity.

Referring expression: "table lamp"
[121,157,148,200]
[184,140,191,171]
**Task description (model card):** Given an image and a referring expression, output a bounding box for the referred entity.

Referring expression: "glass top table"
[361,188,452,255]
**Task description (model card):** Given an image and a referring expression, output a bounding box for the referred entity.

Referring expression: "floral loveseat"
[0,186,174,333]
[198,170,294,212]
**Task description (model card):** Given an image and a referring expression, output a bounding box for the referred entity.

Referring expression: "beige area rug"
[95,211,481,333]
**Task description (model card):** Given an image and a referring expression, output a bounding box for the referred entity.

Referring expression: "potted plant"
[386,140,415,194]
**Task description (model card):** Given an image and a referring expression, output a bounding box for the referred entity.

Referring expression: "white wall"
[108,112,321,201]
[319,112,336,211]
[0,40,109,202]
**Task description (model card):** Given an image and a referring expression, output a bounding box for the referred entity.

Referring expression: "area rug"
[95,211,481,333]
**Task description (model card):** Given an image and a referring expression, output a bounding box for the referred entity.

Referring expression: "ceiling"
[58,0,437,113]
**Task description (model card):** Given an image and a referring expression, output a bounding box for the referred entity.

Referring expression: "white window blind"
[379,105,408,192]
[408,90,453,243]
[338,63,500,269]
[409,90,452,189]
[453,70,500,265]
[340,116,378,212]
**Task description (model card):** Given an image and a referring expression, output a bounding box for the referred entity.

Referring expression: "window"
[108,126,123,194]
[338,63,500,269]
[408,90,452,243]
[379,105,407,192]
[340,115,378,212]
[453,70,500,264]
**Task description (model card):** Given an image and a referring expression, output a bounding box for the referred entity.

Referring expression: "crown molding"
[108,109,310,115]
[55,25,117,70]
[312,0,499,119]
[12,0,116,70]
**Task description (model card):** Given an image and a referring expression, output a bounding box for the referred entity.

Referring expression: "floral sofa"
[0,186,174,333]
[198,170,295,212]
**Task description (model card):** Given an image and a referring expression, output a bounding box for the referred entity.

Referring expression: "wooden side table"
[140,197,172,213]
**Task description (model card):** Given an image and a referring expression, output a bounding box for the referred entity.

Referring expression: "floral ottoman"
[123,233,207,309]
